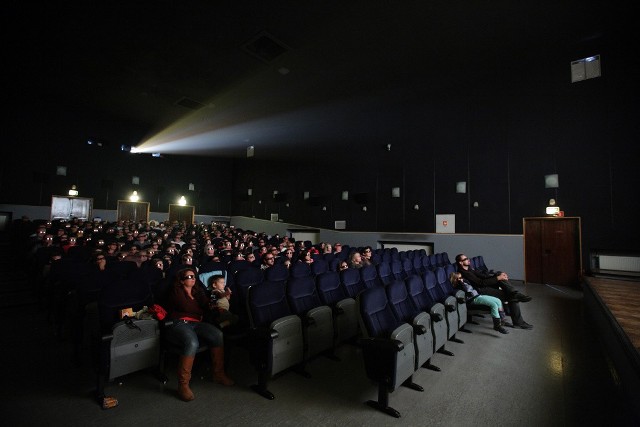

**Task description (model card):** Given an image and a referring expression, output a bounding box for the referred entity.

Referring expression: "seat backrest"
[428,254,438,271]
[445,263,456,279]
[247,280,292,329]
[412,255,423,275]
[235,267,264,289]
[391,259,403,280]
[360,264,379,289]
[340,267,365,298]
[376,261,393,286]
[476,255,488,272]
[435,253,444,268]
[290,262,312,278]
[286,276,322,316]
[435,266,454,297]
[386,279,420,323]
[264,262,289,284]
[441,252,451,266]
[405,275,431,312]
[471,256,480,270]
[423,270,445,303]
[382,249,392,264]
[421,255,432,273]
[315,271,348,306]
[328,257,340,272]
[402,258,414,279]
[311,259,329,276]
[390,247,399,261]
[323,253,336,264]
[358,286,401,339]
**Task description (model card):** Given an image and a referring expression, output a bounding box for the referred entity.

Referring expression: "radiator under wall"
[596,255,640,272]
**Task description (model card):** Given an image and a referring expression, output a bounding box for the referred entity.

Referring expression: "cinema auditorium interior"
[2,2,639,425]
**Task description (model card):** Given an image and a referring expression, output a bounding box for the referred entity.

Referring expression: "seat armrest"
[413,324,427,335]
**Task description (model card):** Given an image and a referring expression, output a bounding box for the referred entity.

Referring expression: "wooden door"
[524,217,582,286]
[117,201,150,223]
[168,204,195,225]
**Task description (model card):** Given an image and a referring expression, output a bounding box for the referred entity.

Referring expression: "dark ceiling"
[8,1,615,159]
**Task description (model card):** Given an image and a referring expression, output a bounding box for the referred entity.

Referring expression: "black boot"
[499,311,512,327]
[493,317,509,334]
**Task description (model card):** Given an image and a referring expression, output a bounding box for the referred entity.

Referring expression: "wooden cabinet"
[523,217,582,286]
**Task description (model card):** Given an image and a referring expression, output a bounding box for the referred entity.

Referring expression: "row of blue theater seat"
[235,255,470,404]
[65,246,485,413]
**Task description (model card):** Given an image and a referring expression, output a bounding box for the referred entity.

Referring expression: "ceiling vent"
[242,31,290,63]
[175,97,205,110]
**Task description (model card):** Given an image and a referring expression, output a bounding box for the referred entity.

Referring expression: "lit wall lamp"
[247,188,253,196]
[178,196,187,206]
[413,204,419,211]
[68,185,79,196]
[362,206,368,212]
[341,191,349,201]
[456,182,467,193]
[391,187,400,198]
[129,191,140,202]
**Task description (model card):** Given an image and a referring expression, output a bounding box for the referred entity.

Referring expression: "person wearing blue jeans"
[165,268,234,402]
[450,272,509,334]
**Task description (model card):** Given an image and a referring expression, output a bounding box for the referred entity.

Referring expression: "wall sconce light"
[258,200,262,204]
[247,188,253,196]
[545,174,559,188]
[456,182,467,193]
[362,206,368,212]
[285,203,290,208]
[413,204,419,211]
[322,206,327,211]
[386,143,391,151]
[391,187,400,198]
[303,191,310,200]
[178,196,187,206]
[473,201,479,208]
[189,183,195,191]
[273,190,278,198]
[341,191,349,201]
[68,185,79,197]
[129,191,140,202]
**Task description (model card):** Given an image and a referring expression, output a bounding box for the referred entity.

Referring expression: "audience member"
[450,271,509,334]
[165,267,234,401]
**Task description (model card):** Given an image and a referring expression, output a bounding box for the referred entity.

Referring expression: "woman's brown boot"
[177,355,196,401]
[211,347,234,386]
